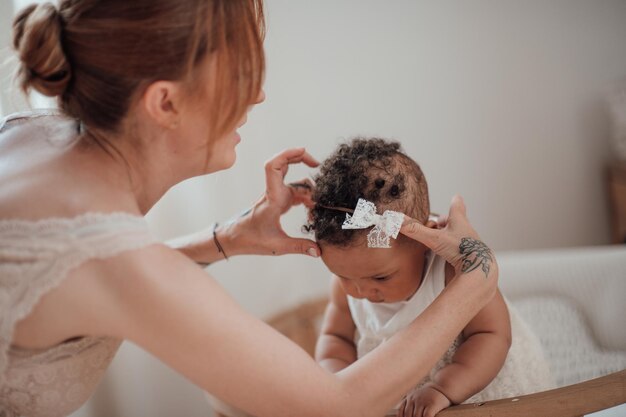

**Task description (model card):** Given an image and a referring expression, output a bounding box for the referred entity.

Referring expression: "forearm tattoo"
[459,237,493,278]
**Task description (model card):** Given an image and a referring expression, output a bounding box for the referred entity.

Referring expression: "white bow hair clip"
[341,198,405,248]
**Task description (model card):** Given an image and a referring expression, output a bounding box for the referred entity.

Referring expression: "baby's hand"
[397,384,451,417]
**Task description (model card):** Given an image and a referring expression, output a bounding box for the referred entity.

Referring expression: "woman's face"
[176,53,266,174]
[208,88,266,172]
[181,86,265,174]
[320,239,428,303]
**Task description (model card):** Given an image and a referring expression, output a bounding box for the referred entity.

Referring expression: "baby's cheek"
[342,282,358,297]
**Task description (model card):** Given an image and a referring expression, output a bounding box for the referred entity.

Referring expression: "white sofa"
[498,245,626,387]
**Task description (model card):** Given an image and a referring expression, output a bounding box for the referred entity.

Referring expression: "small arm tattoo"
[459,237,493,278]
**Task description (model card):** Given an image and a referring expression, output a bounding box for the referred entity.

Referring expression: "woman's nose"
[254,88,266,104]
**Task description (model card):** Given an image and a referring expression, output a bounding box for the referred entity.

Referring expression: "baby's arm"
[430,263,512,404]
[315,276,358,373]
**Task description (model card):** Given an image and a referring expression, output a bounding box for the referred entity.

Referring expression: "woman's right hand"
[228,147,320,257]
[401,195,498,283]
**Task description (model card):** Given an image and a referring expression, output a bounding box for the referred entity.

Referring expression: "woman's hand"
[224,147,321,257]
[401,195,497,281]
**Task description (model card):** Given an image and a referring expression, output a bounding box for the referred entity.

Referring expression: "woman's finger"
[265,148,317,193]
[277,237,320,257]
[288,178,314,191]
[289,178,316,208]
[264,148,302,193]
[447,194,467,220]
[400,216,440,248]
[287,151,319,168]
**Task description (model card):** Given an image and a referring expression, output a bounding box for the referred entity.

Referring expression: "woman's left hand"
[226,147,321,257]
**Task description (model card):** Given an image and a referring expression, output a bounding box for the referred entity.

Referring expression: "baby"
[309,138,553,417]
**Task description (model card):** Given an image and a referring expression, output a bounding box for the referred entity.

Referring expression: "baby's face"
[320,239,428,303]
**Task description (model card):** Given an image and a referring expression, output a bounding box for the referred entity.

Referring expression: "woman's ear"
[141,80,182,129]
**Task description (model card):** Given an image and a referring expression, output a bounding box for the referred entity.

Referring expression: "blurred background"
[2,0,626,416]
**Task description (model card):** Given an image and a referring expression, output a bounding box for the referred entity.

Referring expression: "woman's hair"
[308,137,429,247]
[12,0,265,139]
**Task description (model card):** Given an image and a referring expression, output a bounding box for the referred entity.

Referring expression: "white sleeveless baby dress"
[0,112,158,417]
[347,251,555,406]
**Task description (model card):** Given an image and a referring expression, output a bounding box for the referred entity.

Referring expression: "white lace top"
[0,112,158,417]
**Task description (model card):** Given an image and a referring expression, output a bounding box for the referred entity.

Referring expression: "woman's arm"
[432,266,512,404]
[62,193,495,417]
[315,276,357,373]
[168,148,321,264]
[166,223,234,265]
[83,238,494,417]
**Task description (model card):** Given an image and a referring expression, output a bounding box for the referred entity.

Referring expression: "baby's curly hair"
[308,137,429,247]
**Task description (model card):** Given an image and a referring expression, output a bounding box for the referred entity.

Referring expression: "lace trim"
[7,335,110,362]
[0,109,62,133]
[341,199,404,248]
[0,211,144,231]
[0,213,158,386]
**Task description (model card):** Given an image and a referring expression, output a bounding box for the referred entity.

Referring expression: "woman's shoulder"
[8,237,169,350]
[0,110,135,223]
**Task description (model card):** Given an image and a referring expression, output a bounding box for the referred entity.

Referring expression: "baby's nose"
[369,288,383,300]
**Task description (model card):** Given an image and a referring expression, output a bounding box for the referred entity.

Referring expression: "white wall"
[2,1,626,416]
[1,0,58,113]
[0,0,15,116]
[147,0,626,319]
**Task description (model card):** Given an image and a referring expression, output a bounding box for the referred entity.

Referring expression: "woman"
[0,1,498,416]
